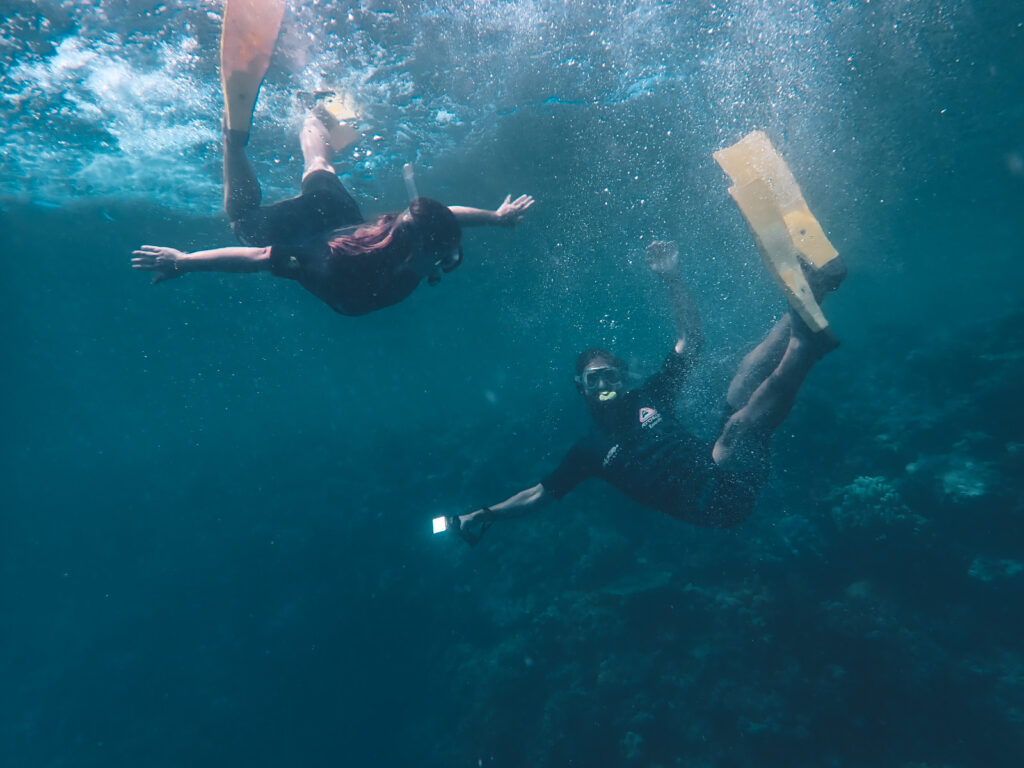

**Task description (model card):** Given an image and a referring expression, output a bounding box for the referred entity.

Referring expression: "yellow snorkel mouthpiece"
[598,391,618,402]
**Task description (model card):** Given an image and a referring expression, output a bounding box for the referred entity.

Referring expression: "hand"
[454,511,491,547]
[495,194,535,226]
[131,245,186,284]
[646,240,679,276]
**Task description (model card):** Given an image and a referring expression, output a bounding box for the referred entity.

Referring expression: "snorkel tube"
[403,162,419,202]
[401,163,463,285]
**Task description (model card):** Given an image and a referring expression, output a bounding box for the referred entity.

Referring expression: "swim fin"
[315,93,360,152]
[220,0,287,134]
[714,130,840,333]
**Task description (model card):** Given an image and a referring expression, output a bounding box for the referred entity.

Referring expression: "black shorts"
[692,466,763,528]
[230,170,364,247]
[660,460,767,529]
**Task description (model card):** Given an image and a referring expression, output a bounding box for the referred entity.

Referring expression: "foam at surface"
[0,0,869,214]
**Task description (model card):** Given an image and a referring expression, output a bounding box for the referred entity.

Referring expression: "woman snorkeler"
[132,106,534,316]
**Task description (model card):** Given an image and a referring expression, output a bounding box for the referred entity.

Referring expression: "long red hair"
[327,213,408,257]
[325,198,461,282]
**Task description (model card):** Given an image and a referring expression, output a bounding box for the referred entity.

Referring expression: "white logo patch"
[638,406,662,429]
[602,444,621,468]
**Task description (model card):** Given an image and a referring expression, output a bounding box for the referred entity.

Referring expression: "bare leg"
[725,313,792,412]
[725,254,847,413]
[223,112,338,227]
[223,127,261,221]
[713,313,830,471]
[724,249,843,411]
[300,113,336,181]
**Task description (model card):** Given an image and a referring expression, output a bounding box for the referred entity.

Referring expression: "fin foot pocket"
[804,255,847,302]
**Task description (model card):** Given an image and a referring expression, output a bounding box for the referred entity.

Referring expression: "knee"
[302,160,335,180]
[713,412,749,461]
[714,410,772,468]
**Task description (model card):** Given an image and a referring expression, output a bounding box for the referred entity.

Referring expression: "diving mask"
[576,365,624,397]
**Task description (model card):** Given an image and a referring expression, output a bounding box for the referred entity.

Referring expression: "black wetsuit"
[541,353,764,528]
[230,170,420,316]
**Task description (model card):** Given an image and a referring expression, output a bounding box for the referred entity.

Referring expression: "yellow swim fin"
[220,0,286,134]
[714,130,839,333]
[317,93,360,152]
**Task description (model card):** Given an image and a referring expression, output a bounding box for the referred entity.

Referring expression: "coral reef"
[436,312,1024,767]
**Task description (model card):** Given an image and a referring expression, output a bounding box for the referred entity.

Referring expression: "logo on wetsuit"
[638,406,662,429]
[602,444,621,468]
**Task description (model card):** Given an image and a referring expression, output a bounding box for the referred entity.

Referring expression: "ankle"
[805,256,847,302]
[790,312,840,359]
[222,118,250,149]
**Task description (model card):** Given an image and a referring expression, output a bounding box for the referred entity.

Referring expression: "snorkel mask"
[403,163,463,284]
[575,365,625,401]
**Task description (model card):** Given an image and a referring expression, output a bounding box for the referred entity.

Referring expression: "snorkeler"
[441,130,846,542]
[132,110,534,315]
[132,0,534,315]
[443,238,846,544]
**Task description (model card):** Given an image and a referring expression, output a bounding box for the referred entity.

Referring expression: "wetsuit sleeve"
[638,351,692,412]
[540,443,599,500]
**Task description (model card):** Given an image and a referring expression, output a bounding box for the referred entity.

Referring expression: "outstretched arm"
[647,240,704,358]
[449,194,535,227]
[131,244,271,283]
[458,483,552,529]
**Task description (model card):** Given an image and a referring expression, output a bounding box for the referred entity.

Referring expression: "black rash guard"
[541,352,763,528]
[231,169,422,316]
[269,235,421,316]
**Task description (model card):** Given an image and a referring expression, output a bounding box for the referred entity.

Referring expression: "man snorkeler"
[445,239,845,543]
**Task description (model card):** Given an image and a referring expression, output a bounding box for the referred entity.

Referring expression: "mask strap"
[402,163,419,202]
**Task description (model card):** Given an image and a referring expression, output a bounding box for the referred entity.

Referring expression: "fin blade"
[220,0,286,133]
[728,179,829,332]
[320,95,360,151]
[778,268,829,333]
[715,130,837,331]
[782,206,838,270]
[714,129,839,270]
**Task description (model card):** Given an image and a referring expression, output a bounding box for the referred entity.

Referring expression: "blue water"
[2,2,1023,766]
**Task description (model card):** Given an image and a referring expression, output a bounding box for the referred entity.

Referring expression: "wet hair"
[327,212,402,256]
[575,348,628,377]
[407,197,462,285]
[324,197,461,285]
[408,197,461,253]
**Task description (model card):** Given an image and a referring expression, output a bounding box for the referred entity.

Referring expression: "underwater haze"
[3,1,1024,766]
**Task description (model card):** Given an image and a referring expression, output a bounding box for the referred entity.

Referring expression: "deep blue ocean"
[2,2,1023,766]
